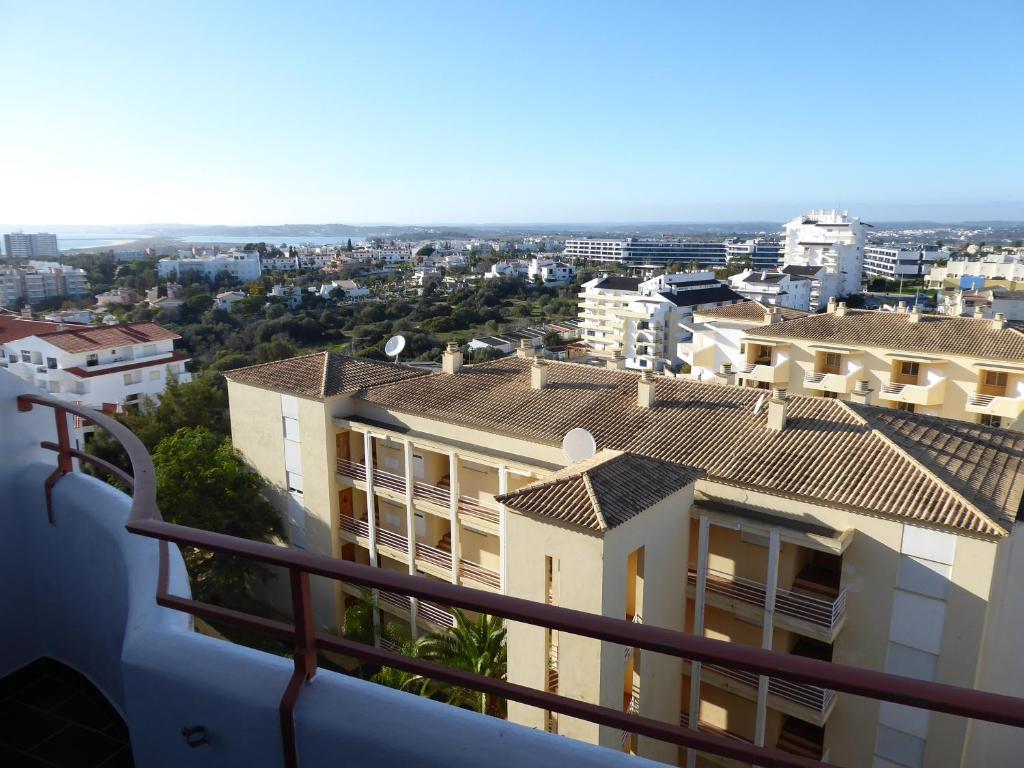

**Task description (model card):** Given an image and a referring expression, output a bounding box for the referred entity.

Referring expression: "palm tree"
[416,609,507,716]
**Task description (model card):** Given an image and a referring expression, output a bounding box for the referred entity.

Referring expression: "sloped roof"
[593,276,642,291]
[753,309,1024,361]
[660,286,746,307]
[36,322,179,352]
[496,450,702,532]
[224,351,429,399]
[694,301,809,323]
[0,316,63,345]
[358,356,1022,536]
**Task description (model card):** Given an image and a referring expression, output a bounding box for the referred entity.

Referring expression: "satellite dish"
[384,335,406,362]
[752,394,766,415]
[562,428,597,464]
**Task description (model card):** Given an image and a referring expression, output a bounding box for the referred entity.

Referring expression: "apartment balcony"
[880,378,946,406]
[687,567,846,643]
[699,662,836,726]
[802,370,854,395]
[460,559,502,591]
[737,360,788,384]
[376,588,456,629]
[966,391,1024,419]
[677,712,752,768]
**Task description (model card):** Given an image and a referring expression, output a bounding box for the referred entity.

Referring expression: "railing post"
[755,529,780,748]
[280,569,317,768]
[687,515,710,768]
[363,432,380,646]
[448,451,460,585]
[403,440,419,636]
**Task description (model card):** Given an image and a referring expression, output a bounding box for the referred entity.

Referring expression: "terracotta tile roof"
[358,356,1021,536]
[750,309,1024,361]
[0,316,63,345]
[496,450,703,532]
[224,351,429,398]
[694,301,809,323]
[35,322,180,353]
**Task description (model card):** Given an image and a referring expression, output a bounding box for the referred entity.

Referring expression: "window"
[86,353,98,367]
[823,352,841,371]
[984,370,1008,388]
[21,350,31,363]
[980,414,1003,428]
[148,370,161,380]
[822,390,838,399]
[142,343,157,356]
[46,357,57,370]
[896,402,916,413]
[123,372,142,385]
[286,470,304,493]
[900,361,920,378]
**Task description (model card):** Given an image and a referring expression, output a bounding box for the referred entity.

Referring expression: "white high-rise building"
[781,210,867,309]
[4,232,60,259]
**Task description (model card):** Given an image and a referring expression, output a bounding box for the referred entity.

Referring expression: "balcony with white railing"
[687,566,846,643]
[737,358,788,384]
[802,369,855,395]
[966,383,1024,419]
[880,377,946,406]
[701,662,836,725]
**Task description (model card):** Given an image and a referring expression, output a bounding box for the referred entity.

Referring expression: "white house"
[781,209,867,308]
[926,252,1024,288]
[215,290,249,312]
[528,258,575,285]
[0,322,191,419]
[728,269,813,312]
[270,284,304,309]
[486,260,530,279]
[157,251,262,283]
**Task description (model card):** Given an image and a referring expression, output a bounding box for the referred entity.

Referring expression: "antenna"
[562,428,597,464]
[384,334,406,363]
[752,394,766,415]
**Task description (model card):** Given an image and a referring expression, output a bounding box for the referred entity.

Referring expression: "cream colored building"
[690,299,1024,430]
[224,346,1024,768]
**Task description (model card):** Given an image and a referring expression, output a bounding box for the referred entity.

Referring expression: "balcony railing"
[738,360,787,384]
[378,590,456,628]
[459,495,501,525]
[413,479,450,506]
[417,541,453,571]
[704,663,836,716]
[337,458,367,482]
[19,393,1024,768]
[460,559,501,590]
[688,567,846,635]
[967,391,1024,418]
[802,371,852,394]
[881,378,945,405]
[340,514,370,539]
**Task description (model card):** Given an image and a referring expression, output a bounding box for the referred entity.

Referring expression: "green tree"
[346,238,354,252]
[152,426,283,603]
[416,610,507,715]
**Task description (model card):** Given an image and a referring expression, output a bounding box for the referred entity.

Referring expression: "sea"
[54,233,367,252]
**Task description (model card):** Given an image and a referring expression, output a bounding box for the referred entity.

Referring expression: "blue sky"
[1,0,1021,225]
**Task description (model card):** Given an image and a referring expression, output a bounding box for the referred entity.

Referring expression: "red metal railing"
[413,479,450,507]
[336,458,366,482]
[460,558,501,590]
[458,495,501,525]
[17,393,1024,768]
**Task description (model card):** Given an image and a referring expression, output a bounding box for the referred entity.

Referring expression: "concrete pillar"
[686,515,711,768]
[403,439,419,635]
[363,431,380,646]
[498,465,508,595]
[448,451,461,584]
[754,529,781,747]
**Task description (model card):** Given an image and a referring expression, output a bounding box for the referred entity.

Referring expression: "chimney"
[850,379,873,405]
[516,338,536,359]
[897,301,907,314]
[717,362,736,386]
[766,387,789,431]
[20,304,32,319]
[835,301,848,317]
[767,307,783,324]
[992,312,1006,331]
[974,305,985,319]
[605,354,626,370]
[637,370,655,408]
[530,359,548,390]
[908,304,922,323]
[827,296,837,314]
[442,342,463,374]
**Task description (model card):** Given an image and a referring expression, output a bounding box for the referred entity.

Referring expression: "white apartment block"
[4,232,59,258]
[927,252,1024,288]
[728,269,812,311]
[579,272,744,371]
[528,258,576,285]
[564,239,729,268]
[724,238,783,271]
[0,261,90,307]
[486,260,530,280]
[939,289,1024,322]
[156,251,262,283]
[0,321,191,416]
[782,210,867,308]
[863,246,946,280]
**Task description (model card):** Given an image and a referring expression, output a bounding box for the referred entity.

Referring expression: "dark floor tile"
[0,700,68,752]
[96,746,134,768]
[101,720,128,743]
[0,660,50,700]
[50,692,119,735]
[30,725,124,768]
[12,677,77,713]
[0,742,59,767]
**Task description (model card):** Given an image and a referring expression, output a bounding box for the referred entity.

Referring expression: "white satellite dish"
[384,335,406,362]
[562,428,597,464]
[752,394,766,415]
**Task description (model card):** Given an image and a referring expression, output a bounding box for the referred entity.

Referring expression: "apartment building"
[224,346,1024,768]
[578,273,744,371]
[156,250,262,282]
[529,257,576,285]
[863,246,945,281]
[727,270,812,312]
[724,239,783,271]
[564,239,730,269]
[3,231,59,258]
[0,261,89,307]
[0,321,191,414]
[717,299,1024,428]
[781,211,867,309]
[927,252,1024,288]
[939,289,1024,322]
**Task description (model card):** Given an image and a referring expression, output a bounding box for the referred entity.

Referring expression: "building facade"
[781,211,867,309]
[564,239,730,269]
[0,261,89,307]
[224,348,1024,768]
[863,246,945,281]
[927,253,1024,288]
[727,270,812,311]
[156,251,262,283]
[578,273,744,371]
[700,299,1024,429]
[4,232,59,259]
